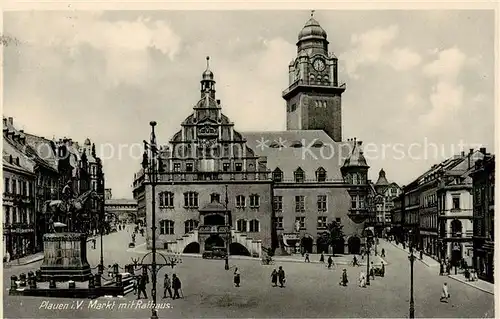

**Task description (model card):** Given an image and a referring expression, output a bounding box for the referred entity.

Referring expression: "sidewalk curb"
[385,240,439,267]
[5,255,44,267]
[447,275,494,295]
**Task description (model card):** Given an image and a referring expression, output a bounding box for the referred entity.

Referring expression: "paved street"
[3,228,495,318]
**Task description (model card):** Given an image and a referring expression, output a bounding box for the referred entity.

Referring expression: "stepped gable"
[243,130,355,182]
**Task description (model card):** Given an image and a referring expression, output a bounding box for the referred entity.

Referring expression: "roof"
[375,169,389,186]
[105,198,137,206]
[200,201,228,212]
[24,133,59,171]
[242,130,356,182]
[298,17,327,42]
[3,137,35,173]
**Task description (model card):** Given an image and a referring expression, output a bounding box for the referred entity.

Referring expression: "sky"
[3,10,495,199]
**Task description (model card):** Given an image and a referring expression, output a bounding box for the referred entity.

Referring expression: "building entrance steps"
[448,274,495,295]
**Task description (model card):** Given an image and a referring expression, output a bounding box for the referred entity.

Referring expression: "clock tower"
[282,12,346,142]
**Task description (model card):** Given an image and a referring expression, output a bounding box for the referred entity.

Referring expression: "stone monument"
[40,182,97,281]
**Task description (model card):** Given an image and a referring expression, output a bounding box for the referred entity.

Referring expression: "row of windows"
[272,167,326,183]
[273,195,327,213]
[3,206,31,224]
[4,177,32,197]
[351,195,366,209]
[158,219,260,235]
[171,162,245,172]
[275,216,340,229]
[423,193,437,208]
[158,192,261,209]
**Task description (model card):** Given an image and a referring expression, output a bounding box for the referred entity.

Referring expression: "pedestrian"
[271,269,278,287]
[420,250,423,260]
[339,269,348,286]
[440,282,450,303]
[137,275,148,300]
[163,274,172,299]
[352,255,359,267]
[304,253,310,263]
[327,256,333,269]
[359,271,366,288]
[369,262,375,280]
[439,262,444,276]
[381,263,385,277]
[234,267,241,287]
[319,252,325,263]
[278,266,286,288]
[172,274,182,299]
[381,248,385,258]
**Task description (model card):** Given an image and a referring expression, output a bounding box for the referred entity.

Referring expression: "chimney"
[468,149,473,169]
[216,99,221,105]
[8,117,13,125]
[461,151,465,156]
[480,147,487,155]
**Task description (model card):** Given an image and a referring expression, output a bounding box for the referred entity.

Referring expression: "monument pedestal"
[40,233,91,282]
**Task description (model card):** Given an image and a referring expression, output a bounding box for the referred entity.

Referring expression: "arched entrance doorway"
[204,235,225,251]
[183,242,200,254]
[451,242,462,266]
[301,235,313,254]
[333,238,345,254]
[204,214,225,226]
[316,232,330,254]
[230,243,251,256]
[348,236,361,254]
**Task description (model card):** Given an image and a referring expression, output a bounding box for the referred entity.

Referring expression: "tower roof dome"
[298,14,327,42]
[202,56,214,81]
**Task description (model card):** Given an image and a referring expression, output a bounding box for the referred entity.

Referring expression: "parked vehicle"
[202,246,227,259]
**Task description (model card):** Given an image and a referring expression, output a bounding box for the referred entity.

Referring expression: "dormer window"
[294,167,305,183]
[316,167,326,182]
[273,168,283,182]
[210,193,220,203]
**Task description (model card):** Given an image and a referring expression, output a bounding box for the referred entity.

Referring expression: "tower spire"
[311,10,315,18]
[206,56,210,70]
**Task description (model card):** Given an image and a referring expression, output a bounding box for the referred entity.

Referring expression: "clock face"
[313,58,326,71]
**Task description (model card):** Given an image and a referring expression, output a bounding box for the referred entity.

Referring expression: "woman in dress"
[234,267,241,287]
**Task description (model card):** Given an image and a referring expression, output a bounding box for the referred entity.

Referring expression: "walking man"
[137,275,148,300]
[271,269,278,287]
[352,255,359,267]
[381,248,385,258]
[440,282,450,303]
[163,274,172,299]
[278,266,286,288]
[304,253,310,263]
[369,262,375,280]
[172,274,182,299]
[319,252,325,263]
[234,267,241,287]
[327,255,333,269]
[339,269,348,286]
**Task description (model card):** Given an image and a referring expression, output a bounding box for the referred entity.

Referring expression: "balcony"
[198,225,231,234]
[348,208,372,224]
[282,79,346,98]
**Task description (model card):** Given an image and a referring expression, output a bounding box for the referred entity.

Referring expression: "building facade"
[105,198,138,223]
[471,149,494,283]
[134,15,374,257]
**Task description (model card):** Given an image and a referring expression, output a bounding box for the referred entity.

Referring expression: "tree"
[326,220,345,256]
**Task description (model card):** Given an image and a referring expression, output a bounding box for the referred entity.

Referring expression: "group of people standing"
[133,272,182,300]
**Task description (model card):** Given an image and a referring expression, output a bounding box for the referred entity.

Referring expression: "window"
[183,192,198,208]
[351,195,358,209]
[173,163,181,172]
[235,163,243,172]
[160,192,174,207]
[273,196,283,212]
[237,219,247,232]
[186,163,194,172]
[452,195,460,210]
[210,193,220,203]
[236,195,246,208]
[317,216,327,229]
[275,217,283,229]
[294,168,304,183]
[223,162,230,172]
[352,174,358,185]
[295,216,305,229]
[317,195,327,212]
[335,218,341,223]
[359,196,365,209]
[12,180,17,195]
[160,220,174,235]
[249,194,260,208]
[4,178,9,194]
[273,168,283,182]
[184,219,198,233]
[316,167,326,182]
[295,195,305,212]
[249,219,260,232]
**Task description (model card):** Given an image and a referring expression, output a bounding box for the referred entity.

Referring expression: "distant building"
[471,149,494,283]
[366,169,401,237]
[105,198,138,223]
[105,188,112,200]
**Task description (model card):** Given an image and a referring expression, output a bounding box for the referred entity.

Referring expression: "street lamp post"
[97,158,105,274]
[224,184,229,270]
[408,230,415,319]
[142,121,159,319]
[366,234,371,286]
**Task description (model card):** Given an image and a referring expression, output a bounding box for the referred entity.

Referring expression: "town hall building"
[133,13,373,257]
